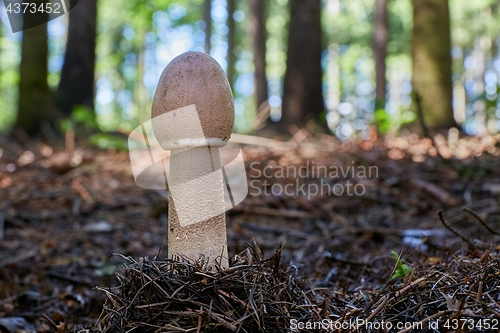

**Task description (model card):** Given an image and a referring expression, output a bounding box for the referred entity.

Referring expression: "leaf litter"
[0,131,500,332]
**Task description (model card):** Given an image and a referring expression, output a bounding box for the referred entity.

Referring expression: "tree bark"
[373,0,388,109]
[56,0,97,115]
[15,1,55,136]
[203,0,212,54]
[227,0,236,89]
[412,0,456,129]
[250,0,268,109]
[281,0,324,129]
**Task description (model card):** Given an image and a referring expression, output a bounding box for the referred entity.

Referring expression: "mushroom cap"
[151,52,235,150]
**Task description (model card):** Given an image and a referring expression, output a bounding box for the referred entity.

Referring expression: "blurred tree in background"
[203,0,212,54]
[249,0,268,117]
[373,0,388,110]
[15,0,55,136]
[1,0,500,140]
[281,0,324,130]
[412,0,455,129]
[56,0,97,116]
[226,0,235,88]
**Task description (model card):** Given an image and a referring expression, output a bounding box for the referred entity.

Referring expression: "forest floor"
[1,129,500,332]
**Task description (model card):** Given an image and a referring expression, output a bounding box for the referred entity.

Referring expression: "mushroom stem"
[167,146,229,267]
[151,51,234,269]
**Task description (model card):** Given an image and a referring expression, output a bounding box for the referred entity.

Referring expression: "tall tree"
[250,0,268,109]
[281,0,324,129]
[373,0,388,109]
[56,0,98,115]
[412,0,455,129]
[15,1,55,135]
[203,0,212,54]
[227,0,236,89]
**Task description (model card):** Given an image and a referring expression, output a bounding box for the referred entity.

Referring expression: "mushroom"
[151,51,234,268]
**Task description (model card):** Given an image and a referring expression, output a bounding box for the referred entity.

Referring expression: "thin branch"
[438,210,484,249]
[463,207,500,236]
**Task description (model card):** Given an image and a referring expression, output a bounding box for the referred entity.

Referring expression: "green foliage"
[0,86,17,133]
[60,106,98,132]
[474,86,500,110]
[71,106,98,128]
[95,0,207,131]
[390,251,412,280]
[374,109,391,133]
[1,0,498,136]
[60,106,127,151]
[372,108,416,134]
[325,0,375,47]
[387,0,412,55]
[450,0,500,47]
[267,0,288,78]
[89,133,128,151]
[323,0,415,137]
[0,24,21,133]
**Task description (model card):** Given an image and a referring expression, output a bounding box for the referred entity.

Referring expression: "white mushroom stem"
[168,145,229,268]
[151,51,234,269]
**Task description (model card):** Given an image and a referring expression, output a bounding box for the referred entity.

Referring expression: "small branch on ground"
[438,210,485,249]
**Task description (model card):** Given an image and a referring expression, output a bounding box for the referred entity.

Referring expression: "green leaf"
[390,251,412,280]
[72,106,98,129]
[374,109,390,134]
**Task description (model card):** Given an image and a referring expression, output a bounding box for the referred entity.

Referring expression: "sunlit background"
[1,0,499,139]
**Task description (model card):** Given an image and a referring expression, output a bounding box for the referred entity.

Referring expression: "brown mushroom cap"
[151,52,235,150]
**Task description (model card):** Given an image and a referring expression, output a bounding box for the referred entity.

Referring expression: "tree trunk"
[412,0,456,129]
[281,0,324,130]
[250,0,268,109]
[203,0,212,54]
[56,0,97,115]
[373,0,388,109]
[15,2,55,136]
[227,0,236,89]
